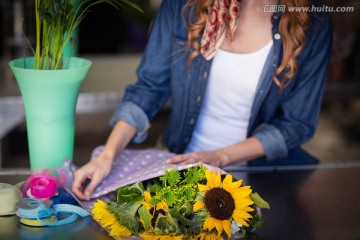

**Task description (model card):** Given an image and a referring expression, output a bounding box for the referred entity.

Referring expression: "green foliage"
[138,205,152,230]
[116,182,144,204]
[183,164,207,185]
[108,201,142,232]
[150,166,206,209]
[33,0,142,70]
[153,211,180,235]
[160,168,181,187]
[250,192,270,209]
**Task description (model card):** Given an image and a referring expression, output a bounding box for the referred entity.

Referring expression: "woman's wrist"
[215,149,230,167]
[99,148,116,163]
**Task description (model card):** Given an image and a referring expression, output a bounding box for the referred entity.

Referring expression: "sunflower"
[139,231,183,240]
[92,200,132,238]
[189,232,224,240]
[193,170,254,238]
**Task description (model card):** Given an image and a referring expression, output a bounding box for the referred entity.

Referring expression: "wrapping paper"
[63,147,225,213]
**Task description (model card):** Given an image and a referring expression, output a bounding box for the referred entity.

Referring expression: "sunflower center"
[203,187,235,220]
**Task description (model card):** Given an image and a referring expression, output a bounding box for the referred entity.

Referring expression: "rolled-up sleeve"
[109,101,150,143]
[252,124,288,160]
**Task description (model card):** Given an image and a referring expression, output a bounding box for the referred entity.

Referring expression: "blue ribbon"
[16,198,90,227]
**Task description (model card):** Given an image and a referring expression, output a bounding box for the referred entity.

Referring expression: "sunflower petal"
[204,217,216,231]
[223,174,233,186]
[223,175,244,193]
[144,191,152,202]
[233,209,253,219]
[235,198,254,208]
[206,170,221,188]
[233,214,250,227]
[222,220,232,238]
[198,183,210,192]
[193,201,205,212]
[215,219,223,236]
[214,170,221,188]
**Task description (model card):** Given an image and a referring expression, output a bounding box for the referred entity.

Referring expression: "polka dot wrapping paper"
[63,147,225,213]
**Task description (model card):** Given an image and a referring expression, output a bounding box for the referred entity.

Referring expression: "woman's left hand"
[166,150,227,168]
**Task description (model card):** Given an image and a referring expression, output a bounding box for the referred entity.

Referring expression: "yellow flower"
[142,191,169,211]
[142,191,154,211]
[92,200,116,228]
[108,220,132,238]
[92,200,132,238]
[156,200,169,211]
[194,170,254,238]
[189,232,224,240]
[139,232,183,240]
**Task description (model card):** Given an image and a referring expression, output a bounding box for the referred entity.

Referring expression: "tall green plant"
[34,0,142,70]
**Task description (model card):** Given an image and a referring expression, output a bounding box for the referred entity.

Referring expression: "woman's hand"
[71,120,136,200]
[166,150,228,168]
[71,152,113,200]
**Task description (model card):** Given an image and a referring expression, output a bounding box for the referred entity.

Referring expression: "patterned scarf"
[200,0,242,60]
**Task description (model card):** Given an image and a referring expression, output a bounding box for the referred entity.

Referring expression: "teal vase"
[9,57,91,169]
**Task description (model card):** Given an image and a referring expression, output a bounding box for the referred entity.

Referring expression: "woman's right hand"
[71,120,137,200]
[71,152,113,200]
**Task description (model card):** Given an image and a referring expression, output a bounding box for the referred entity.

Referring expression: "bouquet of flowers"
[92,165,270,239]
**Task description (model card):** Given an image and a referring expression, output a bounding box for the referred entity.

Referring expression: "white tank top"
[185,40,273,153]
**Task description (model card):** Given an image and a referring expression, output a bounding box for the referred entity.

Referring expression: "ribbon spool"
[29,176,57,199]
[16,198,90,227]
[23,168,66,199]
[0,183,23,216]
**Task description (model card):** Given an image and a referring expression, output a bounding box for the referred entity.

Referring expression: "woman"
[72,0,332,199]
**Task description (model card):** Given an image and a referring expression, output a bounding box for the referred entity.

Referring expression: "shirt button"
[203,71,208,78]
[273,15,279,20]
[196,95,202,102]
[190,118,195,125]
[274,33,281,40]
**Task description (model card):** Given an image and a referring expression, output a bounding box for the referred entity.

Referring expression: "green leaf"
[149,184,162,193]
[138,205,152,231]
[178,202,193,216]
[154,212,180,235]
[116,182,144,204]
[250,192,270,209]
[108,202,141,232]
[168,208,196,226]
[129,181,144,194]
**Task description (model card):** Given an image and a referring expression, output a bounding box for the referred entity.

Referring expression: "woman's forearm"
[100,120,137,162]
[217,137,265,166]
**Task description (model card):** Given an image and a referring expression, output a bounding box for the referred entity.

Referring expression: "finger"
[83,174,102,200]
[166,154,190,164]
[72,172,88,200]
[181,157,202,165]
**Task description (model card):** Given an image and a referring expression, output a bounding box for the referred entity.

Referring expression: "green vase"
[9,57,91,169]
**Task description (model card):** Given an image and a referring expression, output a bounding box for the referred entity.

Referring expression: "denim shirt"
[110,0,333,166]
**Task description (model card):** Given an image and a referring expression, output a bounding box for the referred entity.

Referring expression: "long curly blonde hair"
[185,0,311,90]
